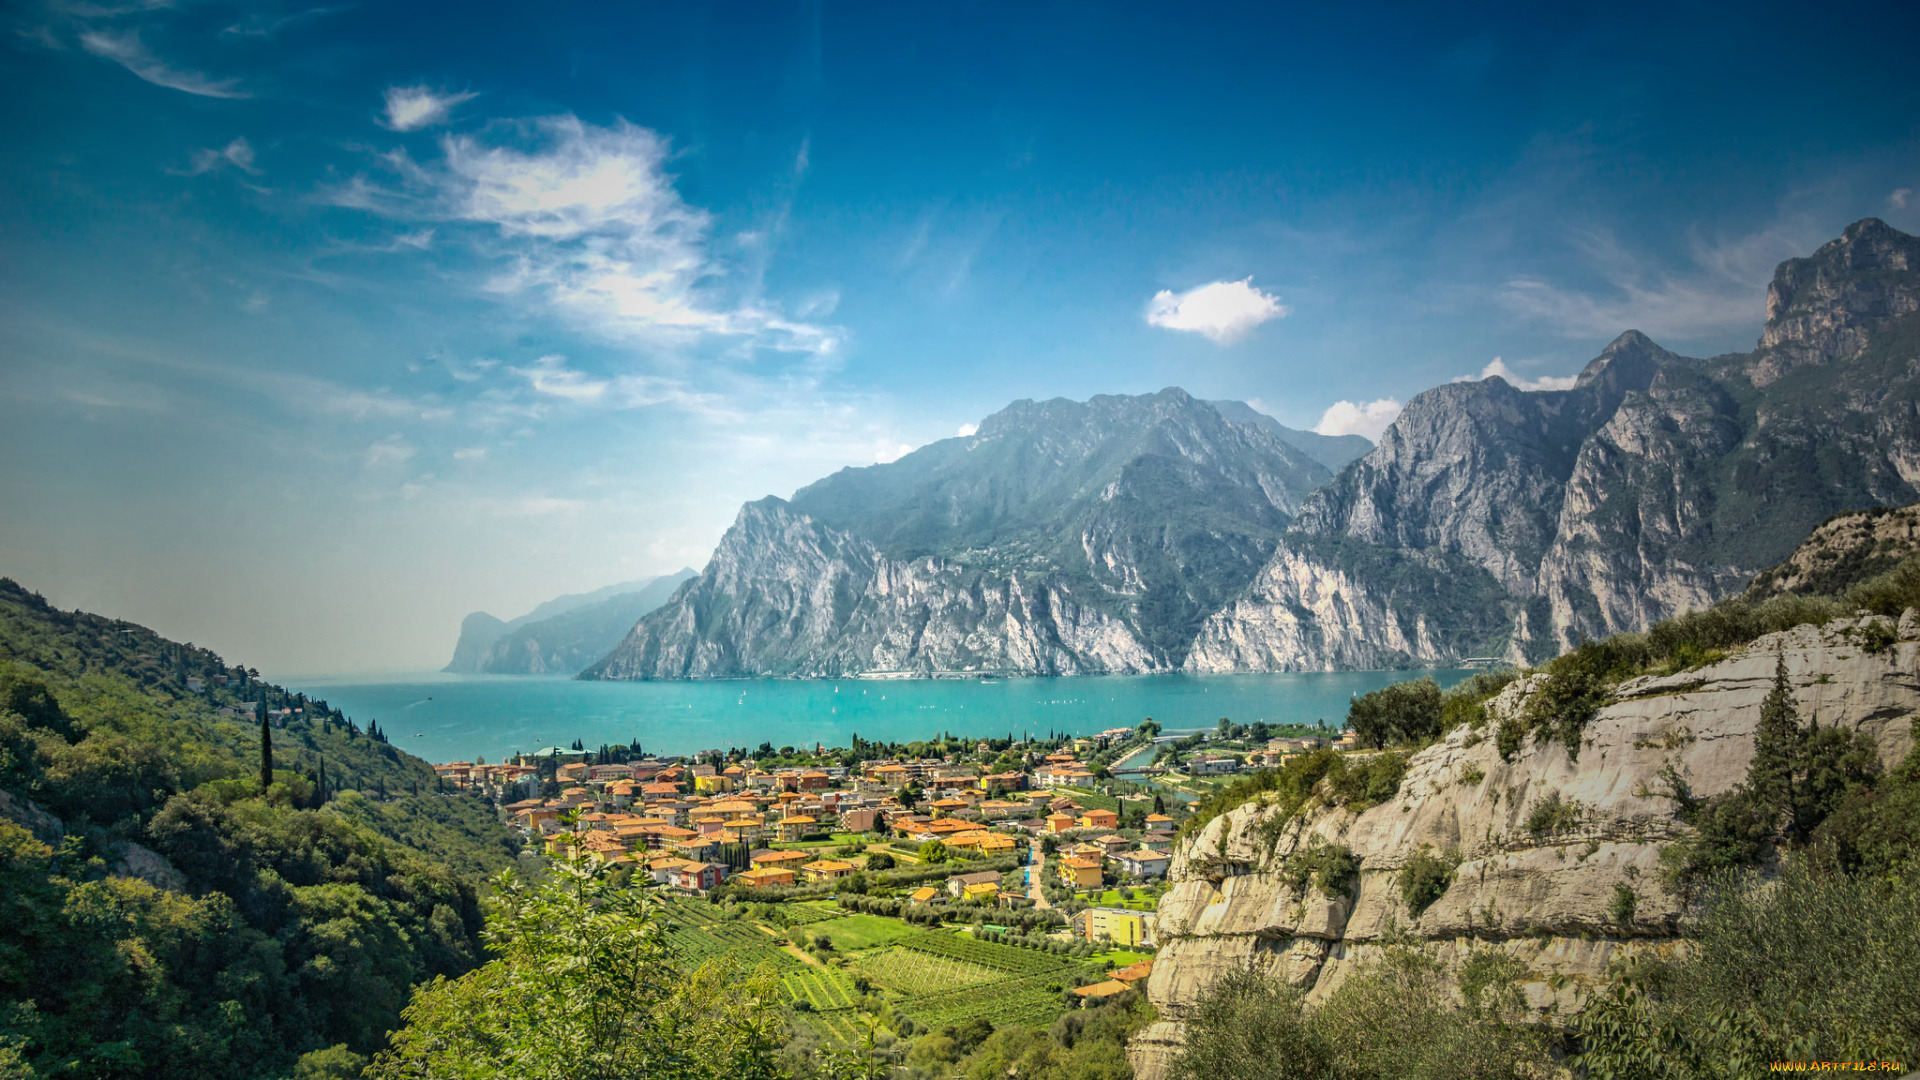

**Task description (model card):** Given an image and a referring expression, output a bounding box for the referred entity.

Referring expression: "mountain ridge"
[444,570,695,675]
[590,219,1920,679]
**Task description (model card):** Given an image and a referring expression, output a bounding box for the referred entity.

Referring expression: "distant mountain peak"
[1755,218,1920,384]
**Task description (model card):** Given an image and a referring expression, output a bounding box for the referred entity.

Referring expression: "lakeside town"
[416,717,1353,1038]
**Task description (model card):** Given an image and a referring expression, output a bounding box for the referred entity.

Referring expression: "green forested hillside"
[0,578,521,1080]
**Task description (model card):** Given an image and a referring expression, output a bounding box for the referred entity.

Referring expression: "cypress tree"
[316,755,328,805]
[1751,654,1802,835]
[259,708,274,793]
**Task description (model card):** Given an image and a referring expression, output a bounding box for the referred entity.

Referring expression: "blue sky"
[3,0,1918,674]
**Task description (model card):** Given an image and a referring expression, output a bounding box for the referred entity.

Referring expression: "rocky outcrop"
[1,787,186,892]
[446,572,695,675]
[1744,504,1920,602]
[1192,219,1920,670]
[1131,614,1920,1079]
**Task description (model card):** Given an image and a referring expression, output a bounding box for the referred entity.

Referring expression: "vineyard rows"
[895,972,1073,1029]
[853,947,1003,996]
[893,930,1080,975]
[782,966,860,1012]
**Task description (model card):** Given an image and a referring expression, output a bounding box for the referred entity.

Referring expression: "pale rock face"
[1192,220,1920,670]
[587,499,1165,678]
[1130,615,1920,1079]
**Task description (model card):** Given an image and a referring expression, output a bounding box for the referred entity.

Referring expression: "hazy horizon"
[4,0,1919,674]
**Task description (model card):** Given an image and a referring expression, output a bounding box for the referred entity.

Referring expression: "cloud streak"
[1146,277,1288,344]
[341,114,841,359]
[382,85,478,131]
[80,30,247,98]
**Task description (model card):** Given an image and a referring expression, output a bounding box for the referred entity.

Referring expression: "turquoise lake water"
[285,670,1476,764]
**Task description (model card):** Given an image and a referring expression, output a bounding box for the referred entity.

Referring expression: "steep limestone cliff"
[1189,219,1920,671]
[588,389,1329,678]
[1132,614,1920,1079]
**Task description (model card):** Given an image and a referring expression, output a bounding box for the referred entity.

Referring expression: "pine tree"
[259,709,274,793]
[317,755,328,805]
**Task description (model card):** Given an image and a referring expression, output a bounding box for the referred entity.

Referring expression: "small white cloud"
[364,435,418,467]
[1313,399,1402,441]
[187,137,259,176]
[381,85,477,132]
[453,446,488,461]
[1145,277,1289,344]
[1892,188,1913,210]
[80,31,246,98]
[1452,356,1577,393]
[511,354,608,401]
[241,291,269,314]
[875,442,913,464]
[957,422,978,437]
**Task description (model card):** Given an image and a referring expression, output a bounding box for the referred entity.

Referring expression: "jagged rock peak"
[1574,329,1675,391]
[1755,218,1920,383]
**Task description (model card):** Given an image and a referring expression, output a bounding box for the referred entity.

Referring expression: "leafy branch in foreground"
[368,860,789,1080]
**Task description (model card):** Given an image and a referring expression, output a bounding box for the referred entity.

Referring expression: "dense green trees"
[1172,946,1549,1080]
[0,578,520,1078]
[369,860,789,1080]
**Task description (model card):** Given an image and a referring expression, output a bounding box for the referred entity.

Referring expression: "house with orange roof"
[801,859,856,883]
[776,816,818,842]
[751,849,811,869]
[907,886,941,905]
[1058,856,1104,889]
[1045,813,1077,834]
[736,866,795,888]
[1079,808,1119,831]
[667,862,727,893]
[1069,979,1131,1001]
[1111,959,1154,985]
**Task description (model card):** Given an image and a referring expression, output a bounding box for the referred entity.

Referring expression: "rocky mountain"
[1188,218,1920,672]
[1207,398,1374,472]
[583,389,1333,678]
[444,571,695,675]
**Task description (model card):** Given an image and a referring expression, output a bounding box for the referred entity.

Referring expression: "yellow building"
[1073,907,1149,947]
[961,880,1001,903]
[1058,856,1103,889]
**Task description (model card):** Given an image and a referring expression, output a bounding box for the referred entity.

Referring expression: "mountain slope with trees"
[0,577,520,1079]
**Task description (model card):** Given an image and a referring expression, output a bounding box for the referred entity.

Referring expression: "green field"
[662,900,1101,1043]
[1076,888,1160,911]
[805,913,920,952]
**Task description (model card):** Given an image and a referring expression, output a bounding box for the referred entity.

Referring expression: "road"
[1027,842,1051,910]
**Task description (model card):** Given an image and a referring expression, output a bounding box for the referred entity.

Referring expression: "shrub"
[1608,882,1637,926]
[1398,847,1457,917]
[1348,678,1443,749]
[1524,791,1583,836]
[1576,862,1920,1073]
[1281,839,1359,897]
[1439,669,1520,732]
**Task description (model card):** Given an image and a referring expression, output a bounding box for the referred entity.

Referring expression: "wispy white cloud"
[339,114,840,358]
[364,435,418,467]
[80,30,246,98]
[382,85,477,132]
[1146,277,1288,344]
[1499,222,1820,342]
[511,354,608,401]
[452,446,488,461]
[184,137,259,175]
[1452,356,1577,392]
[1892,188,1913,210]
[957,422,978,437]
[1313,398,1401,440]
[875,441,913,464]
